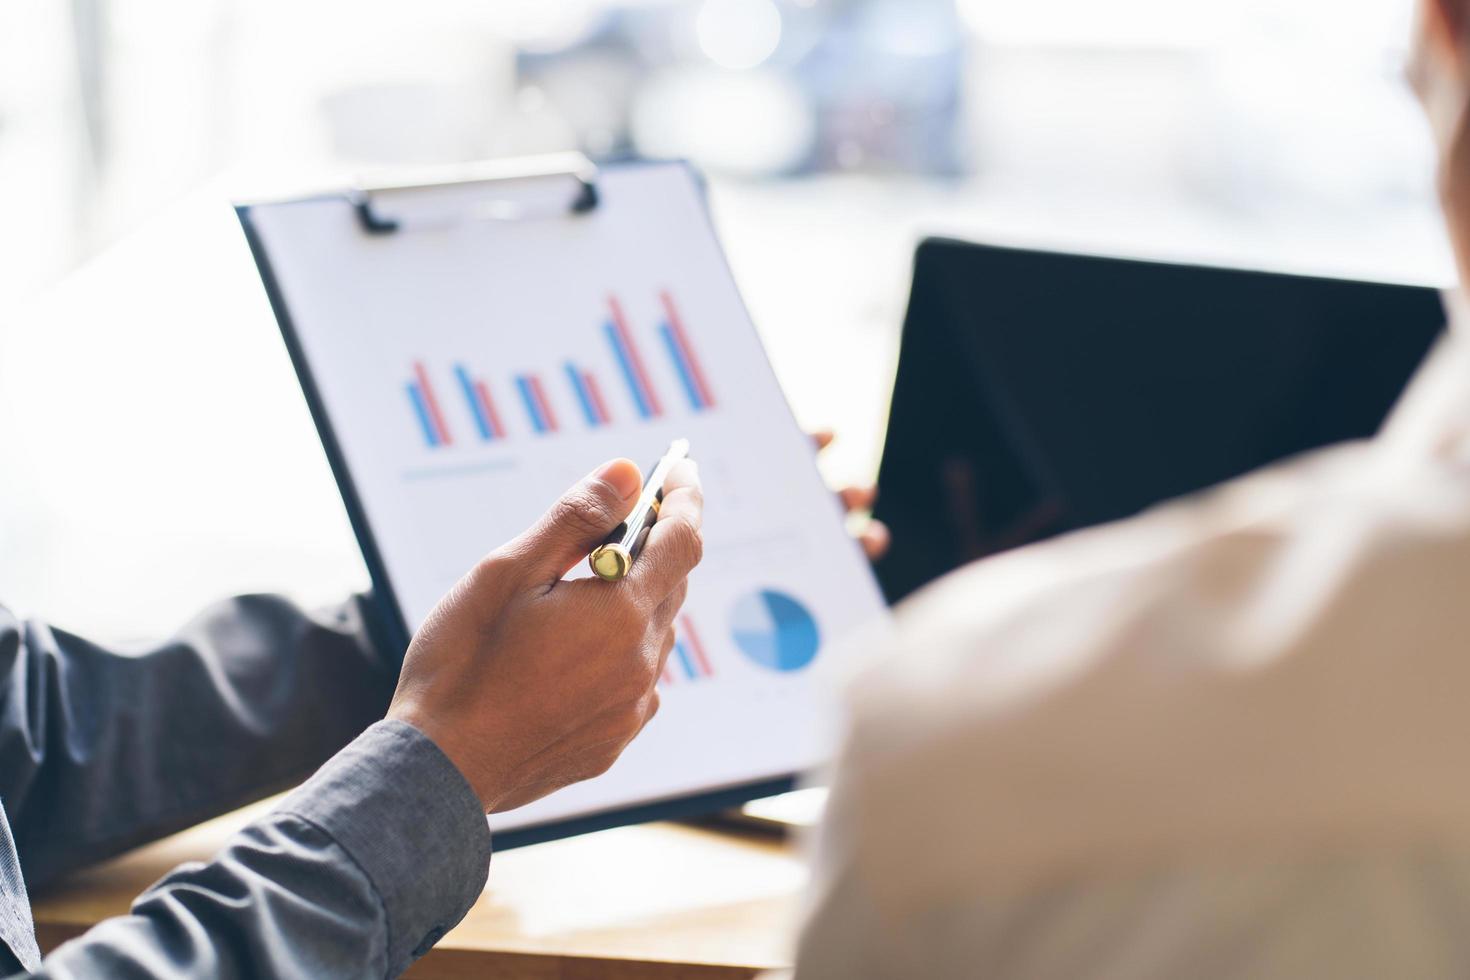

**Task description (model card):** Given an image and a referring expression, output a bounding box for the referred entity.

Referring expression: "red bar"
[680,615,714,677]
[474,380,506,438]
[661,664,675,686]
[528,374,559,432]
[582,371,611,424]
[413,361,453,445]
[660,291,715,409]
[608,294,664,416]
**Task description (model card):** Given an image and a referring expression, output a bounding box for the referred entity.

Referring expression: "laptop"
[872,239,1447,604]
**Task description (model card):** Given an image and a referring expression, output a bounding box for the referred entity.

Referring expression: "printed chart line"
[659,291,716,411]
[665,614,715,684]
[406,382,439,447]
[475,380,506,439]
[565,362,611,427]
[455,364,494,440]
[607,294,664,419]
[413,361,453,446]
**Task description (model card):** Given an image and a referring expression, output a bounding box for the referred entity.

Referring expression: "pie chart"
[730,590,821,672]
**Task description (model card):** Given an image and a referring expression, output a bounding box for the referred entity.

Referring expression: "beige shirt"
[788,323,1470,979]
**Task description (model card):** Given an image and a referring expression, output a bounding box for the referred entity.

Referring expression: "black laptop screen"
[872,239,1446,604]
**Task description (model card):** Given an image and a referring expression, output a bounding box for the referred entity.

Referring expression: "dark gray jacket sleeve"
[29,720,492,980]
[0,595,396,892]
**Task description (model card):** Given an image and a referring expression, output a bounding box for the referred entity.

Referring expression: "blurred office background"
[0,0,1453,637]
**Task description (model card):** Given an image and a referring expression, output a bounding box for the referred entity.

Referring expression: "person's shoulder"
[836,438,1470,900]
[854,432,1470,721]
[849,439,1362,727]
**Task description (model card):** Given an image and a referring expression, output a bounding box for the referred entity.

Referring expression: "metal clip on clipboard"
[348,152,601,234]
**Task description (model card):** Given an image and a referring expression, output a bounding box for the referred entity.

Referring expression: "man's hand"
[812,430,890,561]
[387,457,703,813]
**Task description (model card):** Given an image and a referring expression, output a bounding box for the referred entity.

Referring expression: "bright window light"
[696,0,783,71]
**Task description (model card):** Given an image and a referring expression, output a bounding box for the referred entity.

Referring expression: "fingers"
[654,578,690,628]
[838,484,877,513]
[509,458,643,586]
[651,579,689,670]
[625,459,704,601]
[654,623,679,678]
[833,484,886,559]
[859,519,891,560]
[811,429,836,452]
[634,687,662,740]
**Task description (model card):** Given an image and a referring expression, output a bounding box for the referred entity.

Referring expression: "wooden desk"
[32,801,804,978]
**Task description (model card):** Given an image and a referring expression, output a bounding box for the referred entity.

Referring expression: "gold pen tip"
[589,544,631,581]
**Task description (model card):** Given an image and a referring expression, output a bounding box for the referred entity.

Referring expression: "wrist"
[386,705,501,812]
[278,720,492,974]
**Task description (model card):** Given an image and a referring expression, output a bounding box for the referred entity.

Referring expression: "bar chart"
[453,363,506,441]
[405,361,454,447]
[404,290,716,448]
[606,294,663,420]
[658,291,716,412]
[515,373,560,435]
[662,614,715,685]
[565,362,612,428]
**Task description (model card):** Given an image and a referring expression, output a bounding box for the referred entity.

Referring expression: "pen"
[589,438,692,582]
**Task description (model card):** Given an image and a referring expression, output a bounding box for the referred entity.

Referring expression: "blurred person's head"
[1413,0,1470,282]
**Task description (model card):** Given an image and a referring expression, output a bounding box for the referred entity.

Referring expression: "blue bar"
[516,375,547,434]
[565,362,601,427]
[659,323,706,411]
[454,363,492,441]
[406,382,440,447]
[605,321,652,419]
[674,641,698,680]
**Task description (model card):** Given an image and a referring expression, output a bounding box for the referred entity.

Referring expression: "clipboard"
[236,154,888,848]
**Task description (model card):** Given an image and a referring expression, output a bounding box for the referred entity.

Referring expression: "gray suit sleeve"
[26,720,493,980]
[0,595,396,891]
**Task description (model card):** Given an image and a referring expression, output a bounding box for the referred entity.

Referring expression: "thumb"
[513,458,643,585]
